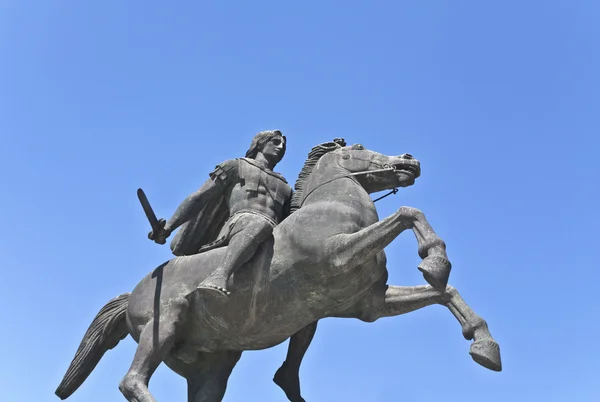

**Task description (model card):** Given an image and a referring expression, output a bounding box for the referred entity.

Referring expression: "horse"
[56,142,502,402]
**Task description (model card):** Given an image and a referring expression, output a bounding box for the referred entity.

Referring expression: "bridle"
[299,161,399,207]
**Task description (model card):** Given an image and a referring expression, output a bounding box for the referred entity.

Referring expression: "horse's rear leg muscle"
[274,321,318,402]
[186,351,242,402]
[364,285,502,371]
[119,297,189,402]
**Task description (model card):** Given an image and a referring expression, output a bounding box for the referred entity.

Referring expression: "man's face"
[260,135,286,165]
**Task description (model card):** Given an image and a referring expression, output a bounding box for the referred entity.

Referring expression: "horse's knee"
[398,206,423,220]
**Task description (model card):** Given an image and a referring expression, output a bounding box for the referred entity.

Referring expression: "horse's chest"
[326,252,387,305]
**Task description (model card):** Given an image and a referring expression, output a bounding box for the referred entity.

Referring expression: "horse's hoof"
[418,255,451,290]
[470,339,502,372]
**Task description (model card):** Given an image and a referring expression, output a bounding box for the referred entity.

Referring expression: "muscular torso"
[221,158,292,224]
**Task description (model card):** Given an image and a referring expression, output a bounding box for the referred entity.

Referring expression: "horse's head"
[294,141,422,209]
[332,143,421,194]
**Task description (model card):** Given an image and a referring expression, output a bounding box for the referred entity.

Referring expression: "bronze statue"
[148,130,293,300]
[56,138,502,402]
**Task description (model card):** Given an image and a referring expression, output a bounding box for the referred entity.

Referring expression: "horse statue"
[56,141,502,402]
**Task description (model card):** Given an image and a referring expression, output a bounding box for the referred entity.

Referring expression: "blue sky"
[1,1,598,401]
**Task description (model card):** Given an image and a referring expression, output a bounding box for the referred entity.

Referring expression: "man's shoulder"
[238,158,288,184]
[209,159,240,183]
[217,158,241,171]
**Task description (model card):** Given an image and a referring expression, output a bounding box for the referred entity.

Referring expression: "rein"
[300,165,399,207]
[372,188,399,202]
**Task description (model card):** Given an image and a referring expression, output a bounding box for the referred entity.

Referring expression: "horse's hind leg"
[119,297,189,402]
[186,351,242,402]
[363,285,502,371]
[443,286,502,371]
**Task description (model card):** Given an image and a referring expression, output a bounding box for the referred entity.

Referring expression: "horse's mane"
[290,139,346,213]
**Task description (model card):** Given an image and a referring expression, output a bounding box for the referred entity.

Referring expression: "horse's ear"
[333,138,346,147]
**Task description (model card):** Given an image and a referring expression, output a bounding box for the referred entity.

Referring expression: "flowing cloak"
[169,158,290,257]
[169,190,230,256]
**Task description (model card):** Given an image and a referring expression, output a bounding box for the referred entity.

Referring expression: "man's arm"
[163,178,222,235]
[150,160,238,243]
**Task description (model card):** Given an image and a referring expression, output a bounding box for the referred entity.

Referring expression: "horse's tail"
[55,293,130,400]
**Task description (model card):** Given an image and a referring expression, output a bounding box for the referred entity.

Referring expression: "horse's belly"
[186,288,315,352]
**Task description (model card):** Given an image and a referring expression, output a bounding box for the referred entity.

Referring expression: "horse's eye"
[353,144,364,150]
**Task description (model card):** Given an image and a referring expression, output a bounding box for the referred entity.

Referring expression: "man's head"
[245,130,287,165]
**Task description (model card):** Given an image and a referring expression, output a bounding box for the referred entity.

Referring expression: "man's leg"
[273,322,318,402]
[197,217,274,299]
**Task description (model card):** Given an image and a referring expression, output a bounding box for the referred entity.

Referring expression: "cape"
[169,158,288,257]
[169,191,230,257]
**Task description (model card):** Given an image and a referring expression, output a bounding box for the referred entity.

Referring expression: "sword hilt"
[137,188,169,245]
[148,218,168,244]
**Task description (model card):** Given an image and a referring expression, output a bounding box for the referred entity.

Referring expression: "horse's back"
[126,249,227,332]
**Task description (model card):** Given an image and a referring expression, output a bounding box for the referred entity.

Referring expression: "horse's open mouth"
[394,164,420,178]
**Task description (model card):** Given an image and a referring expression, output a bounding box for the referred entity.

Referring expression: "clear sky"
[1,1,598,402]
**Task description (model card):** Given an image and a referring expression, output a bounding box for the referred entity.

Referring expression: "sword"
[137,188,167,244]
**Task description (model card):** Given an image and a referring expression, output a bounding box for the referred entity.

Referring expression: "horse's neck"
[302,164,377,219]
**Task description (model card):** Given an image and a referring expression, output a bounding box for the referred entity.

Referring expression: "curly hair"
[245,130,286,159]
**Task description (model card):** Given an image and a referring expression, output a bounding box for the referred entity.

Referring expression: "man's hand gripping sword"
[137,188,168,245]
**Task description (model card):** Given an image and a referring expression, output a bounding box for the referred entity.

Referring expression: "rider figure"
[149,130,292,300]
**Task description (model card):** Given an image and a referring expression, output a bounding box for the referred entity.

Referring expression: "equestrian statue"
[55,132,502,402]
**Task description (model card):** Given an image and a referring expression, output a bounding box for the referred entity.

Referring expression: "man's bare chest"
[230,161,291,206]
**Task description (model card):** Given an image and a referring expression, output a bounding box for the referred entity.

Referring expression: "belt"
[230,209,278,227]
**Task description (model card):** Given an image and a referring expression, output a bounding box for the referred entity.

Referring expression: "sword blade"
[137,188,161,234]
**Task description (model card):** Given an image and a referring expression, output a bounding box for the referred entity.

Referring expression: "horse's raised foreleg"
[326,206,416,271]
[407,208,452,290]
[372,285,502,371]
[119,297,189,402]
[273,321,318,402]
[326,206,451,289]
